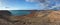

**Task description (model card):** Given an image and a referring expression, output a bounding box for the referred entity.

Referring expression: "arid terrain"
[0,10,60,25]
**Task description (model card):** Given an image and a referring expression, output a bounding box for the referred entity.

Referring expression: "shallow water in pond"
[9,10,31,16]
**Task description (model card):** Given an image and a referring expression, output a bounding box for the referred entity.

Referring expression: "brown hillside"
[0,10,60,25]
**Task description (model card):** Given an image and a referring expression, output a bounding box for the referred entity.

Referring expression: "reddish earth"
[26,10,36,17]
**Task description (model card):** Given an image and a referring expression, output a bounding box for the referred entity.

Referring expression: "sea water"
[9,10,31,16]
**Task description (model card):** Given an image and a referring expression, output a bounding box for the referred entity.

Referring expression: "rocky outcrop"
[0,10,11,21]
[0,10,11,16]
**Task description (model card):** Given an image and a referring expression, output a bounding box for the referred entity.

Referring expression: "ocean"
[9,10,31,16]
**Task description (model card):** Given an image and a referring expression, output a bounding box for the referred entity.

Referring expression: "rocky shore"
[0,10,60,25]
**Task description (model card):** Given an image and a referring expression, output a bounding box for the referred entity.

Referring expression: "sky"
[0,0,60,10]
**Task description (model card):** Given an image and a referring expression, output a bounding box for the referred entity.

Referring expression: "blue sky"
[0,0,40,10]
[0,0,60,10]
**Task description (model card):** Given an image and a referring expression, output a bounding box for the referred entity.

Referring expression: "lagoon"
[9,10,31,16]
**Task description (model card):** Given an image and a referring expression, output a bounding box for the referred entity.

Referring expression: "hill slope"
[0,10,60,25]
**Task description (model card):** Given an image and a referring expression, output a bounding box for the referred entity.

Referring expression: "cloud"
[25,0,60,10]
[25,0,36,2]
[25,0,46,3]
